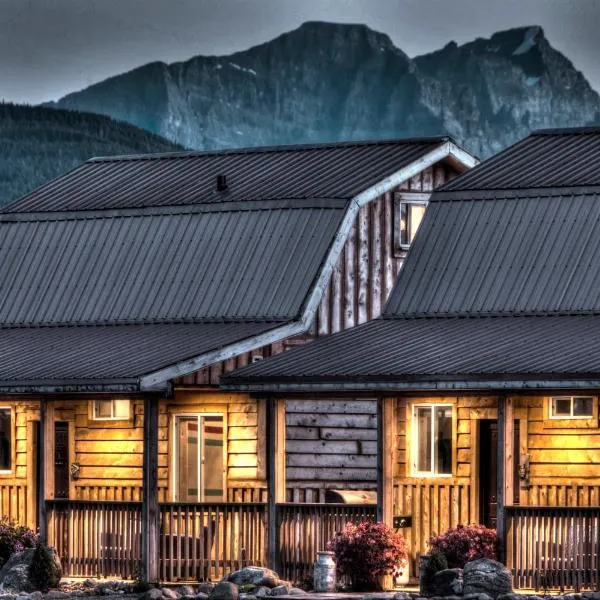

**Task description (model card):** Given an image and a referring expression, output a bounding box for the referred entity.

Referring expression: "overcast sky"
[3,0,600,104]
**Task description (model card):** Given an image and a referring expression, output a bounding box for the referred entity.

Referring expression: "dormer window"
[394,192,429,254]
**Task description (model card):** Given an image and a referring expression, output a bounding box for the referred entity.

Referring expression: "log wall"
[285,399,377,502]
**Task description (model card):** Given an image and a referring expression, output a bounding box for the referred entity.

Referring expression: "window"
[412,404,453,476]
[92,399,131,421]
[0,408,11,471]
[394,193,429,254]
[174,414,225,501]
[549,396,594,419]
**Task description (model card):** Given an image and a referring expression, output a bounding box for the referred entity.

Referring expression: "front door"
[175,415,225,502]
[54,421,70,499]
[479,420,498,528]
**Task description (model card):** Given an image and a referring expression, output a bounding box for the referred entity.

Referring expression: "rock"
[181,596,197,600]
[497,594,520,600]
[0,550,38,593]
[430,569,463,597]
[44,593,69,600]
[254,589,270,598]
[195,595,209,600]
[177,588,196,597]
[162,590,180,600]
[197,586,215,596]
[238,586,256,594]
[240,596,257,600]
[28,593,43,600]
[463,559,512,600]
[270,587,289,597]
[363,595,395,600]
[394,595,412,600]
[228,568,279,588]
[142,589,163,600]
[209,582,239,600]
[257,577,279,590]
[288,590,307,596]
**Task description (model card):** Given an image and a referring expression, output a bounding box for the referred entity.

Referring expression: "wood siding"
[43,393,267,505]
[285,399,377,502]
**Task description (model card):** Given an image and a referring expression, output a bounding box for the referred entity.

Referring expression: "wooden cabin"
[225,128,600,591]
[0,138,476,582]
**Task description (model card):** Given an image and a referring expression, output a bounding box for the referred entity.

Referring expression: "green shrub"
[29,544,61,591]
[0,517,37,567]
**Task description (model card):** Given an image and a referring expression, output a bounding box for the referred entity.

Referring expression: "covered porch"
[34,395,380,584]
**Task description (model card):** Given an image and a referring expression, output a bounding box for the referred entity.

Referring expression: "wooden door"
[54,422,70,499]
[479,420,498,528]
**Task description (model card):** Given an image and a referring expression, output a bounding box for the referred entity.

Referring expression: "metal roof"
[0,321,280,390]
[0,201,345,325]
[5,137,454,212]
[223,129,600,390]
[384,189,600,317]
[441,128,600,191]
[222,315,600,390]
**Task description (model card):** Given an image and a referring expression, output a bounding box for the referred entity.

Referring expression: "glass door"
[175,414,224,502]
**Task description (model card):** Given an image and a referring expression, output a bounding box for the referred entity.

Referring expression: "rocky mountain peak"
[50,21,600,157]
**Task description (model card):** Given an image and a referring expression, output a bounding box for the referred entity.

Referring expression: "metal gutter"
[221,378,600,393]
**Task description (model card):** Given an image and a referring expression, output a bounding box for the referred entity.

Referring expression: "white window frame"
[91,399,131,421]
[0,407,12,474]
[411,403,453,478]
[548,396,595,420]
[172,412,226,503]
[394,192,430,253]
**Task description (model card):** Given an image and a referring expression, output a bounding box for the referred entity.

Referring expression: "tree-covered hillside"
[0,102,184,205]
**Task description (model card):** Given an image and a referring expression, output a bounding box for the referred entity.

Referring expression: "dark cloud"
[1,0,600,104]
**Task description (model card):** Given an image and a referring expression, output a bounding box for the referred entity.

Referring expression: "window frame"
[171,411,227,503]
[548,396,594,420]
[90,399,131,422]
[0,406,14,475]
[543,396,598,430]
[393,192,430,255]
[410,402,455,478]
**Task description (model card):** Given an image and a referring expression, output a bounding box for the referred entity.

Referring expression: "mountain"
[51,22,600,157]
[414,26,600,157]
[0,103,184,205]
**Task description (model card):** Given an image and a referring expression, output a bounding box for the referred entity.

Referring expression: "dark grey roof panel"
[0,322,279,383]
[0,204,345,325]
[224,315,600,384]
[442,128,600,191]
[384,191,600,317]
[6,138,450,212]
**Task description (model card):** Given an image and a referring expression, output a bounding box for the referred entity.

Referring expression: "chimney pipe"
[216,174,228,191]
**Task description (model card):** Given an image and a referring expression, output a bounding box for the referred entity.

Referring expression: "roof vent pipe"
[216,174,228,191]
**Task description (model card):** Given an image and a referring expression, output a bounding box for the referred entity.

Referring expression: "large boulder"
[463,559,512,600]
[227,568,279,588]
[210,582,239,600]
[0,549,40,593]
[431,569,463,596]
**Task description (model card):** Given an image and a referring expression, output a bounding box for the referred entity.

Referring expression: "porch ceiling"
[222,314,600,391]
[0,321,282,392]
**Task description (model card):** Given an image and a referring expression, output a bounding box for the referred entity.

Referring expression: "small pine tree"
[29,544,62,591]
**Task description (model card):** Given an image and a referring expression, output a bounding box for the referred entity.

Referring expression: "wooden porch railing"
[506,506,600,591]
[277,503,376,583]
[158,503,268,582]
[47,500,143,579]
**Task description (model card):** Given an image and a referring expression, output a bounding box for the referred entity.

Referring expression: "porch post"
[496,395,512,564]
[38,398,47,544]
[267,397,285,573]
[377,397,395,525]
[141,395,159,583]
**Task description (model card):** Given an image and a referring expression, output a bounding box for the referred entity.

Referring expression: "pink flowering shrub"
[328,521,408,591]
[428,524,499,569]
[0,516,38,567]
